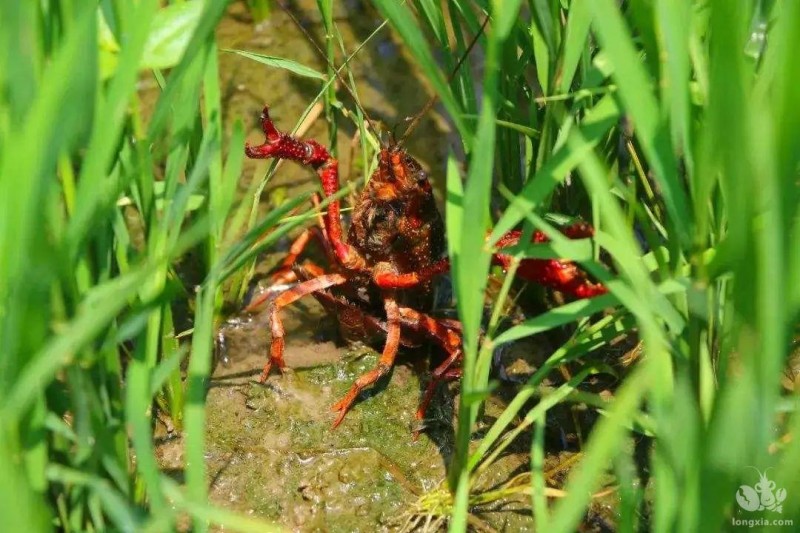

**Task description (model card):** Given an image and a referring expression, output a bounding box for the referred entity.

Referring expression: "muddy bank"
[158,300,454,530]
[152,2,625,530]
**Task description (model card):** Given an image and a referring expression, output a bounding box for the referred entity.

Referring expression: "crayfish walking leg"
[260,273,347,380]
[397,307,464,421]
[330,296,402,427]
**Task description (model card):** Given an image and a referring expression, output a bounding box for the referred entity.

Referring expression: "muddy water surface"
[158,2,463,530]
[154,3,622,531]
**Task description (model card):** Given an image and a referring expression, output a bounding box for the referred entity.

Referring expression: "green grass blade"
[66,0,159,262]
[588,0,690,248]
[2,267,153,419]
[450,2,524,529]
[558,0,592,94]
[46,465,142,533]
[225,50,326,79]
[184,283,217,533]
[655,0,692,174]
[493,294,617,345]
[548,364,650,532]
[370,0,472,145]
[141,0,205,69]
[147,0,229,138]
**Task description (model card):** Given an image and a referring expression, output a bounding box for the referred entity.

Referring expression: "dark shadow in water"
[161,467,185,485]
[209,368,263,388]
[411,352,458,467]
[209,453,236,491]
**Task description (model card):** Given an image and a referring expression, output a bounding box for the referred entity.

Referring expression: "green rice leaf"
[226,50,326,79]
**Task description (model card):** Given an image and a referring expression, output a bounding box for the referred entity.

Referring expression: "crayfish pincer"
[243,105,606,428]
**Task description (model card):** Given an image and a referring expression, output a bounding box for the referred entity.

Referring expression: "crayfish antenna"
[399,15,490,144]
[277,3,387,149]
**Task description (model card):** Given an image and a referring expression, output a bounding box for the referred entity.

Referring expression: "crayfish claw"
[259,105,280,142]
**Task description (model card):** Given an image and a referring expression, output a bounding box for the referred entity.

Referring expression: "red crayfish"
[243,104,606,428]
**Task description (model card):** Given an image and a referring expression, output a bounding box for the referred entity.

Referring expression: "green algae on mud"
[156,285,622,530]
[172,307,452,530]
[157,301,616,531]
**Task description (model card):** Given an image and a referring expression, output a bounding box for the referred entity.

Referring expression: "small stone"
[298,483,318,503]
[338,463,360,484]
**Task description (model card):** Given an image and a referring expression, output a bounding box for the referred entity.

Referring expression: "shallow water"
[155,2,463,529]
[154,3,622,530]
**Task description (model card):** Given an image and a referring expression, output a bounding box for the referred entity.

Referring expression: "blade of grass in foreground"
[469,312,636,473]
[184,282,218,533]
[66,0,159,262]
[147,0,229,139]
[2,267,155,419]
[0,4,97,386]
[548,364,651,532]
[588,0,690,249]
[45,465,142,532]
[449,2,524,531]
[558,0,592,94]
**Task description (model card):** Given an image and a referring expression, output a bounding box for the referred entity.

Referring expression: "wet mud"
[153,2,627,530]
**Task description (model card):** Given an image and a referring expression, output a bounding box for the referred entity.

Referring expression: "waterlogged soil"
[157,301,620,531]
[158,302,452,530]
[154,2,625,531]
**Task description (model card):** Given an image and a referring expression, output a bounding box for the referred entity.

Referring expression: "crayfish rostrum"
[244,105,606,428]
